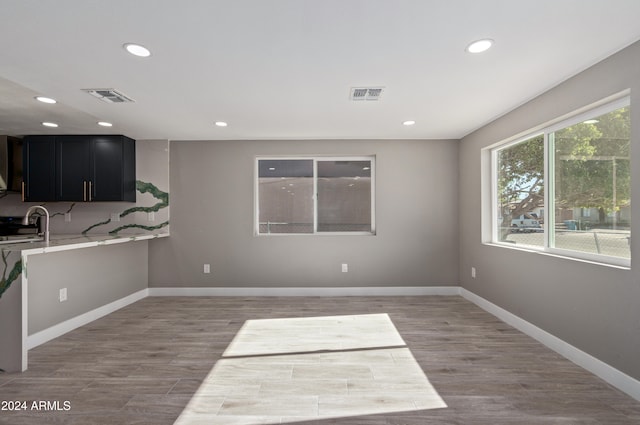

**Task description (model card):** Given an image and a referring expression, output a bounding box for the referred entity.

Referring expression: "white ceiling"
[1,0,640,141]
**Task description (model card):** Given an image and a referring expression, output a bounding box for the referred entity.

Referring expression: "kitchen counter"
[1,232,169,254]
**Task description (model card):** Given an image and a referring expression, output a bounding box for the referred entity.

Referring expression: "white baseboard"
[147,286,461,297]
[460,288,640,401]
[26,289,149,350]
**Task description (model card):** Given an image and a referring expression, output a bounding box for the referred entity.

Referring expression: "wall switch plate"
[64,212,71,222]
[204,264,211,274]
[341,263,348,273]
[59,288,67,302]
[147,212,155,221]
[471,267,476,278]
[111,213,121,222]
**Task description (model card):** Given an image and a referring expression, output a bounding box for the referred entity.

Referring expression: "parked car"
[510,214,543,233]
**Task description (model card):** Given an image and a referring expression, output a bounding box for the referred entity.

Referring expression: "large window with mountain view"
[492,96,630,266]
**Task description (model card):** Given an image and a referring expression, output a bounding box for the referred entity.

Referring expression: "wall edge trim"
[26,289,149,350]
[460,287,640,401]
[147,286,460,297]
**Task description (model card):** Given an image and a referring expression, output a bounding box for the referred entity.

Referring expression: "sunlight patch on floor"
[174,314,446,425]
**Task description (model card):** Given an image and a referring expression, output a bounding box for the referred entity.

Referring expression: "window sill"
[255,232,376,237]
[482,242,630,270]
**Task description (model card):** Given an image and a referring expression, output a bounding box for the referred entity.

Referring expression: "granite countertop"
[0,232,169,254]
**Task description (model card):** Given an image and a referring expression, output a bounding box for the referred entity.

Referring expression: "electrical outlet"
[111,213,121,222]
[59,288,67,302]
[204,264,211,274]
[147,212,155,221]
[341,263,348,273]
[471,267,476,279]
[64,212,71,222]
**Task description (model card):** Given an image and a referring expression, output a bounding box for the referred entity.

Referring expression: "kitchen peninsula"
[0,139,170,372]
[0,232,168,372]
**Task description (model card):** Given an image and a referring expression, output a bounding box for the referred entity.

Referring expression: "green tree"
[497,105,630,238]
[554,107,630,227]
[497,134,544,239]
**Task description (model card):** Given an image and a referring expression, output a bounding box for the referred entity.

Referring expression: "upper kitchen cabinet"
[23,135,136,202]
[56,135,136,202]
[90,136,136,202]
[55,135,92,201]
[22,136,56,202]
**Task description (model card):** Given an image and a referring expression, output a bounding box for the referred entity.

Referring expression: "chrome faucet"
[22,205,50,243]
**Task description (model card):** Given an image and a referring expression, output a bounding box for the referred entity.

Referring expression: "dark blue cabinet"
[22,136,56,202]
[23,135,135,202]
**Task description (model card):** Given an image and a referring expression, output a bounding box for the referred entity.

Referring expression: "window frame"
[489,95,631,268]
[491,132,545,248]
[255,155,376,236]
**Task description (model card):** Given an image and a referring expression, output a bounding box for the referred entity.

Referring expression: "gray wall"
[459,41,640,380]
[28,242,148,334]
[149,139,459,288]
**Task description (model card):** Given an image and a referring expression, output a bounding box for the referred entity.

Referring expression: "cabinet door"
[92,136,125,201]
[22,136,56,202]
[56,136,91,201]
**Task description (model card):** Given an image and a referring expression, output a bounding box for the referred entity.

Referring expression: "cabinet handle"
[89,181,93,202]
[83,181,87,201]
[21,181,25,202]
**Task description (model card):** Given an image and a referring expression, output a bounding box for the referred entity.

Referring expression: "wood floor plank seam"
[221,344,409,360]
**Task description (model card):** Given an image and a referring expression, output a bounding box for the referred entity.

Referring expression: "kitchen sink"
[0,216,42,245]
[0,235,44,245]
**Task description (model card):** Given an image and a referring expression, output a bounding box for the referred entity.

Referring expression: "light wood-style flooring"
[1,296,639,424]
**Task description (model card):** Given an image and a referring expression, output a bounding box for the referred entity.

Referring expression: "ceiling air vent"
[82,88,135,103]
[350,87,384,101]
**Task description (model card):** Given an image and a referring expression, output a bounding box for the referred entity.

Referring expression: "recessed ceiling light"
[215,121,228,127]
[466,39,494,53]
[403,120,416,126]
[35,96,56,104]
[268,167,276,171]
[42,122,58,128]
[123,43,151,57]
[98,121,113,127]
